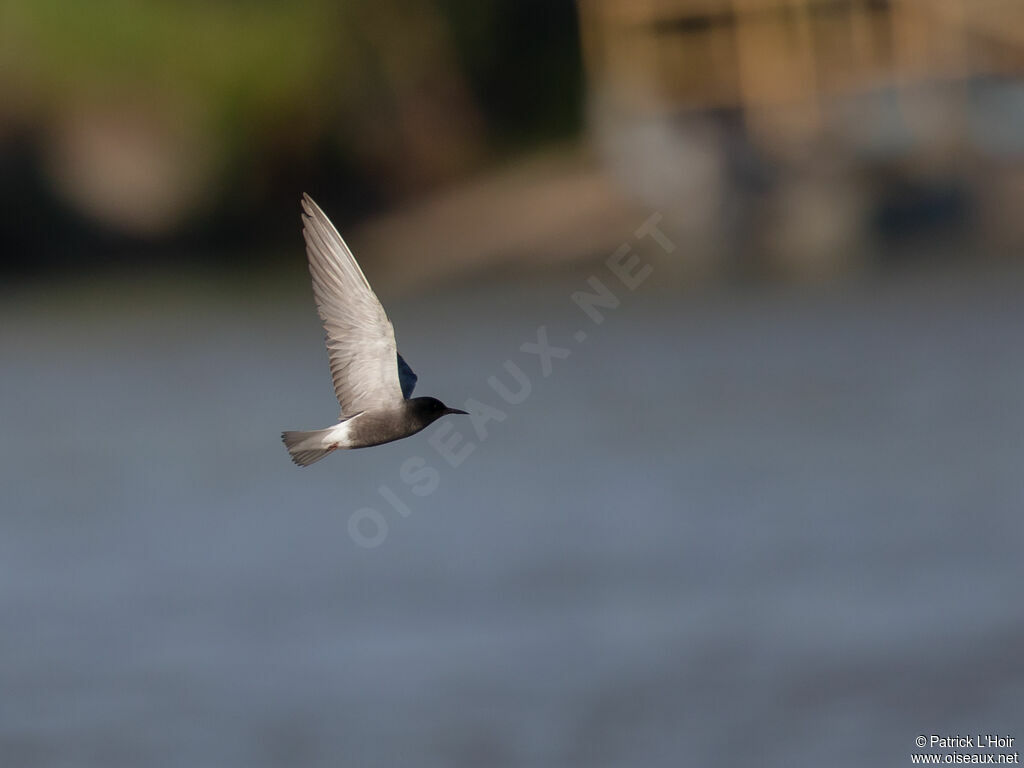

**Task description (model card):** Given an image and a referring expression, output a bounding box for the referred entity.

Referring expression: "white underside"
[319,418,357,450]
[283,413,377,465]
[286,419,353,452]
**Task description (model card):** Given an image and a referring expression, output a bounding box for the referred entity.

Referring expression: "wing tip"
[302,192,326,220]
[300,194,326,246]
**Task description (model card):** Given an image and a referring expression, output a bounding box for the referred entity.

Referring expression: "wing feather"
[300,194,405,417]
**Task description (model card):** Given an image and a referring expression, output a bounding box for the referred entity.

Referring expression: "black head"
[409,396,468,425]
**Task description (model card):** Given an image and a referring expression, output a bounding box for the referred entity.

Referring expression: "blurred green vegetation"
[0,0,582,267]
[5,0,335,141]
[3,0,582,159]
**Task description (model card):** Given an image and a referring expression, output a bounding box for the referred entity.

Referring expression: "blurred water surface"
[1,266,1023,767]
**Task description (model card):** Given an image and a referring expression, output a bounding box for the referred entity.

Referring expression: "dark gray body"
[347,397,461,449]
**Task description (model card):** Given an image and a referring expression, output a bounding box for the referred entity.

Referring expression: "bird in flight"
[282,194,467,466]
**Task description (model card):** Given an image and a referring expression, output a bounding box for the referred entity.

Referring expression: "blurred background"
[2,1,1023,766]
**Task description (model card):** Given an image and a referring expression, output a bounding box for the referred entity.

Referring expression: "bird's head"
[411,396,468,425]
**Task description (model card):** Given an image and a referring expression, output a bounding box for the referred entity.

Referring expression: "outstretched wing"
[301,194,404,417]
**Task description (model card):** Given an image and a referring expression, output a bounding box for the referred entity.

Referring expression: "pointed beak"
[445,407,469,415]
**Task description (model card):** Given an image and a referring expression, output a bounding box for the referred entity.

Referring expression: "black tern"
[282,194,467,466]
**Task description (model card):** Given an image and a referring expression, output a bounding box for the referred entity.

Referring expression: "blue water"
[1,266,1022,766]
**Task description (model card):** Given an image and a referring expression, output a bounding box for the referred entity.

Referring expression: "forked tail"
[282,428,336,467]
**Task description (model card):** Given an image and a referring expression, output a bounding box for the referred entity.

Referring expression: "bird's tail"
[282,428,337,467]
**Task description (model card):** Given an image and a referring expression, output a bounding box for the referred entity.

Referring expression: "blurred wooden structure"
[579,0,1024,275]
[580,0,1024,138]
